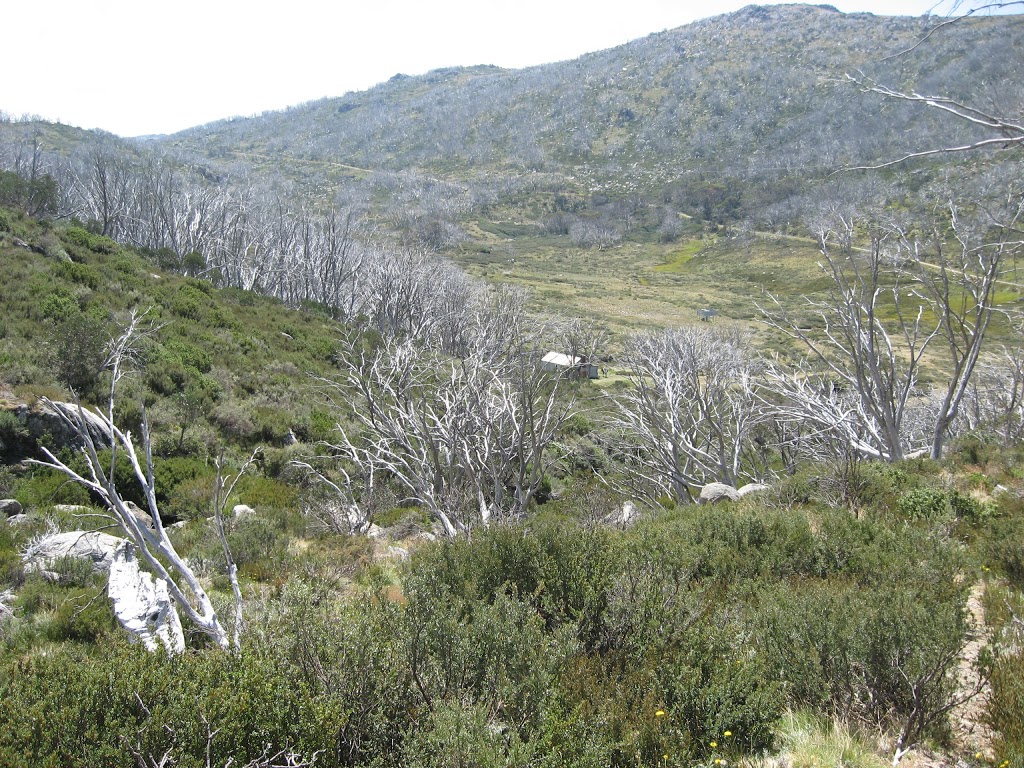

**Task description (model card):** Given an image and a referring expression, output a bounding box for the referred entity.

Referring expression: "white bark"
[32,400,232,649]
[316,336,572,535]
[108,540,185,654]
[608,325,763,505]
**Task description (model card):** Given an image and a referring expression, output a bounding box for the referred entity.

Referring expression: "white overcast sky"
[3,0,971,137]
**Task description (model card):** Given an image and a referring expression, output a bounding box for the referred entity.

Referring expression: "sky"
[3,0,971,138]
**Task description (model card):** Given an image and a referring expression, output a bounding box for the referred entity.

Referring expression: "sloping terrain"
[157,5,1021,198]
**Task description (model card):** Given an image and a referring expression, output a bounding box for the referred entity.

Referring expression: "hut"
[541,352,599,379]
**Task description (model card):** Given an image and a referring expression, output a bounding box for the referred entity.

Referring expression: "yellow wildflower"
[711,741,718,748]
[655,710,666,718]
[724,731,732,738]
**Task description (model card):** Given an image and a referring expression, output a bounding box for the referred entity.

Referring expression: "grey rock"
[602,500,636,527]
[10,399,112,452]
[698,482,740,504]
[6,514,29,525]
[232,504,256,519]
[0,499,23,516]
[124,500,153,527]
[736,483,771,498]
[53,504,93,514]
[387,545,410,560]
[23,530,124,574]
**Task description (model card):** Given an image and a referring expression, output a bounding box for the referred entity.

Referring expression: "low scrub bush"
[896,487,949,521]
[984,516,1024,588]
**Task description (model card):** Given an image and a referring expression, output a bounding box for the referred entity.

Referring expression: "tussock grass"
[750,710,888,768]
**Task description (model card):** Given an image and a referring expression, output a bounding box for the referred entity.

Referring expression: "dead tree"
[28,311,250,650]
[760,218,939,462]
[608,325,762,505]
[316,336,573,536]
[761,209,1016,461]
[900,202,1021,457]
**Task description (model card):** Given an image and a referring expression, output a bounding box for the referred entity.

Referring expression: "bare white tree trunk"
[33,400,233,649]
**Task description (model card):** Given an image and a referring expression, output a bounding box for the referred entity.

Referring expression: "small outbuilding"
[541,351,599,379]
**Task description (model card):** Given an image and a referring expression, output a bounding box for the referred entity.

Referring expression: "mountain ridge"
[145,3,1018,197]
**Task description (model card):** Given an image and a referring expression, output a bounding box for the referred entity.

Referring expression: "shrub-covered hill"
[0,206,347,451]
[0,206,361,545]
[3,4,1021,230]
[157,5,1021,197]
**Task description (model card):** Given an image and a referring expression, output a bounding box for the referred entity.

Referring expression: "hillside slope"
[158,5,1021,193]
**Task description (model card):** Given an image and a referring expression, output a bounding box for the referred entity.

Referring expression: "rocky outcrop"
[0,499,23,516]
[736,483,771,498]
[53,504,93,514]
[4,400,112,457]
[698,482,741,504]
[602,500,636,527]
[108,541,185,654]
[22,530,123,576]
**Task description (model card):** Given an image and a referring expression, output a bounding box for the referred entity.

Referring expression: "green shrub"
[658,633,783,757]
[562,413,594,437]
[233,474,299,514]
[984,516,1024,588]
[401,700,535,768]
[0,410,30,461]
[143,356,191,395]
[268,582,410,763]
[402,582,557,732]
[42,586,117,643]
[896,487,949,521]
[165,340,213,373]
[227,517,283,569]
[0,525,23,586]
[164,474,217,522]
[300,407,336,442]
[949,489,994,523]
[52,260,100,289]
[752,573,967,737]
[412,521,621,647]
[168,284,208,320]
[60,226,94,251]
[38,289,80,322]
[14,467,91,507]
[49,313,108,394]
[0,637,332,767]
[539,652,691,768]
